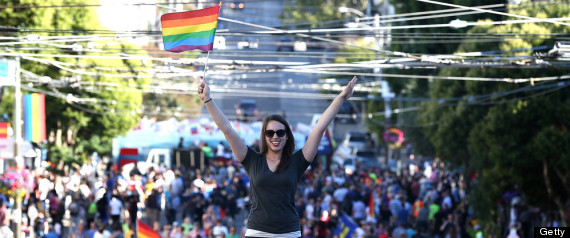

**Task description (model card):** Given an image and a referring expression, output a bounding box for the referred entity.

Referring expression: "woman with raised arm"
[197,76,358,238]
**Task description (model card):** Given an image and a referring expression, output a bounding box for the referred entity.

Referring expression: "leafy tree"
[280,0,368,29]
[0,88,13,119]
[0,0,151,162]
[384,0,504,157]
[47,144,80,175]
[421,0,570,228]
[389,0,504,54]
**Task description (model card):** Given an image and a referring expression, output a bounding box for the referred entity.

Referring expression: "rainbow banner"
[0,122,9,139]
[23,93,46,143]
[137,220,160,238]
[160,4,221,53]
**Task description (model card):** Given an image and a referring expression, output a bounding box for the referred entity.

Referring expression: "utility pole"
[374,12,388,164]
[373,1,395,165]
[13,57,23,238]
[381,81,393,165]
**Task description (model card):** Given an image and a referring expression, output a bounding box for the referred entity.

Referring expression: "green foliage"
[0,0,151,162]
[389,0,504,54]
[335,39,375,64]
[143,93,181,121]
[0,88,13,119]
[48,144,84,174]
[421,0,570,227]
[280,0,368,29]
[75,135,112,157]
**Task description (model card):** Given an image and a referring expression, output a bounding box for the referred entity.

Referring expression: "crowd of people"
[0,142,548,238]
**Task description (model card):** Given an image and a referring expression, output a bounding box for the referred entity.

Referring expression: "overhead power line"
[0,1,281,9]
[418,0,570,26]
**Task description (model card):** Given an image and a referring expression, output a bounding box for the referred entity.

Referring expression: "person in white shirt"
[305,198,315,221]
[333,186,349,204]
[212,220,229,238]
[352,199,366,223]
[216,141,226,159]
[108,196,123,228]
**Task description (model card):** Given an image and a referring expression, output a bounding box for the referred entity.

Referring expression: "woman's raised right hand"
[197,76,210,102]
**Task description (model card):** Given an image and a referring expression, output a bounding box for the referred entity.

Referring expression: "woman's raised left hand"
[339,76,358,100]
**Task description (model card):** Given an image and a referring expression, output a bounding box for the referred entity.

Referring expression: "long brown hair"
[260,114,295,173]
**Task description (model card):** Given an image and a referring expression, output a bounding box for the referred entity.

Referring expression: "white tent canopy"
[112,117,309,159]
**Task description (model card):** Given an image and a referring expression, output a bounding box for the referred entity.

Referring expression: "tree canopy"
[0,0,151,164]
[418,0,570,227]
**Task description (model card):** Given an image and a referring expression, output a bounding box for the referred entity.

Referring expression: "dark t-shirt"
[241,147,310,233]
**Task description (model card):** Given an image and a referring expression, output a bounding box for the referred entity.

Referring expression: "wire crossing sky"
[1,0,569,121]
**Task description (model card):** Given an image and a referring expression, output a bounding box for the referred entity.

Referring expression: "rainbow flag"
[137,220,160,238]
[0,122,8,139]
[23,93,46,143]
[160,4,221,53]
[190,123,199,135]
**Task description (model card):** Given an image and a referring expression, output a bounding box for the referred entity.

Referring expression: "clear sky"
[98,0,157,32]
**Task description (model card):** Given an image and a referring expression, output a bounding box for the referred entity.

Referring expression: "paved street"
[203,0,359,128]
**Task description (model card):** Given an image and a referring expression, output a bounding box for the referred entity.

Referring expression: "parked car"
[277,36,294,51]
[237,37,259,49]
[336,101,358,123]
[235,99,260,122]
[306,38,329,49]
[293,41,307,51]
[342,149,381,175]
[355,149,381,167]
[342,130,370,150]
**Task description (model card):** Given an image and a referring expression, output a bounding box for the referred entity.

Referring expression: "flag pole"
[203,51,210,80]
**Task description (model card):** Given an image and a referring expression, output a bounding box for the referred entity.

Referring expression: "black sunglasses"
[264,129,286,138]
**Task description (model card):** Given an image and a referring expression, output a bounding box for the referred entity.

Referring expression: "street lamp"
[338,6,365,17]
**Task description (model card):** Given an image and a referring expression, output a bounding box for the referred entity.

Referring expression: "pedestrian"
[181,217,194,236]
[197,75,358,237]
[145,188,160,227]
[200,140,214,160]
[84,221,97,238]
[110,223,124,238]
[217,141,226,160]
[474,225,483,238]
[227,225,240,238]
[170,222,184,238]
[0,199,14,238]
[108,196,123,229]
[93,222,111,238]
[212,220,229,238]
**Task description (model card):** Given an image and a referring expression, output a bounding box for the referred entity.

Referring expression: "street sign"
[0,60,16,86]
